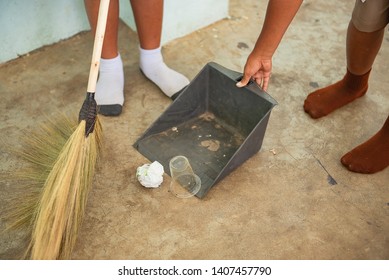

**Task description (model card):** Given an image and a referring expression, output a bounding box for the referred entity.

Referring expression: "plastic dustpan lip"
[207,61,278,107]
[247,82,278,107]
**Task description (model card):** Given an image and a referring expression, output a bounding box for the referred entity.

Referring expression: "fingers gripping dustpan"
[134,62,277,198]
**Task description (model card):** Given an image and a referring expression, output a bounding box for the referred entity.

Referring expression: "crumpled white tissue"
[136,161,164,188]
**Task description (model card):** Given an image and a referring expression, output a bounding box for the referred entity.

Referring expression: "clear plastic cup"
[169,155,201,198]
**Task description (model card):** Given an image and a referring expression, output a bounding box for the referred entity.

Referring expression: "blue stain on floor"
[313,155,338,186]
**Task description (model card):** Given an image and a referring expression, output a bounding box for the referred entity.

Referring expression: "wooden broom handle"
[87,0,110,93]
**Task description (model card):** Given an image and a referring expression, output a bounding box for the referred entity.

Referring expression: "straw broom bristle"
[1,114,102,260]
[2,114,78,232]
[28,117,102,259]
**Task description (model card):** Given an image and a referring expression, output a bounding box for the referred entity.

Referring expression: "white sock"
[139,47,189,97]
[95,54,124,106]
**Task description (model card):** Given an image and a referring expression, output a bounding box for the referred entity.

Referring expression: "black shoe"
[98,104,122,116]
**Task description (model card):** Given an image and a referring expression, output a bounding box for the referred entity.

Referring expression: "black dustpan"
[134,62,277,198]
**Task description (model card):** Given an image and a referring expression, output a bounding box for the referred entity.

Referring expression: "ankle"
[137,46,189,97]
[99,54,123,74]
[139,46,163,70]
[344,68,370,91]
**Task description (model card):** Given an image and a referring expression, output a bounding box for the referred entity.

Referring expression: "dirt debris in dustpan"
[201,139,220,152]
[199,112,215,121]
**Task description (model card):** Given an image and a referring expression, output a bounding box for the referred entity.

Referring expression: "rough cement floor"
[1,0,388,260]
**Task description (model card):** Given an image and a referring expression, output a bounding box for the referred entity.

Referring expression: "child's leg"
[84,0,124,116]
[130,0,189,98]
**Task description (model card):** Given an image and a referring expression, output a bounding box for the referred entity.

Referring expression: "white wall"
[0,0,90,64]
[0,0,229,64]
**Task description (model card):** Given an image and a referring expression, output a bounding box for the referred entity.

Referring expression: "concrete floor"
[1,0,388,260]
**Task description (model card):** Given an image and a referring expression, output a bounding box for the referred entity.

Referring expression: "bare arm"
[237,0,303,90]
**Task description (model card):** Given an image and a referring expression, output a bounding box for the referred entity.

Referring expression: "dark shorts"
[352,0,389,32]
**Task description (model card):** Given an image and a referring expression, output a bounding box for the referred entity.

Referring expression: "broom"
[6,0,110,259]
